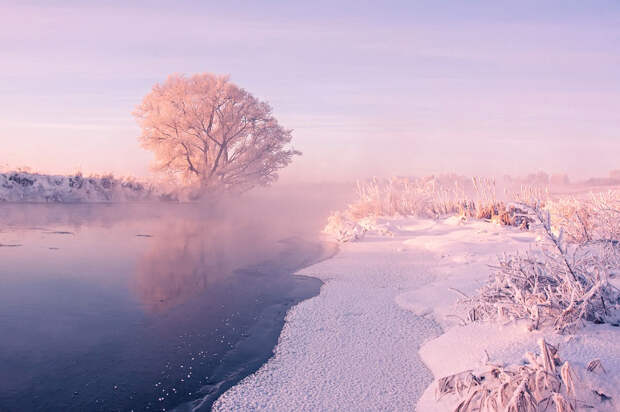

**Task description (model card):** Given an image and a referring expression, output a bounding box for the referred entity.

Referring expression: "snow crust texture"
[213,230,443,411]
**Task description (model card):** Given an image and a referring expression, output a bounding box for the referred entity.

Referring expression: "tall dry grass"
[324,175,535,241]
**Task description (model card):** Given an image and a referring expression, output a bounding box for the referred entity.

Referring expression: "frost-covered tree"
[134,73,299,193]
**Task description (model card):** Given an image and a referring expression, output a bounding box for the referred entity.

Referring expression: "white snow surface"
[213,217,620,411]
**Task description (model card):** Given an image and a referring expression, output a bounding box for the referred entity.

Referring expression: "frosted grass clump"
[545,190,620,247]
[437,339,614,412]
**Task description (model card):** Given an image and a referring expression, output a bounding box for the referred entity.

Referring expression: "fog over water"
[0,186,349,411]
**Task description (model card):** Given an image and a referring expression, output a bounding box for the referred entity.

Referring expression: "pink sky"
[1,1,619,182]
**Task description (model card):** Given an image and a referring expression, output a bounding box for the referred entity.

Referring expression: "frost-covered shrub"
[491,205,534,230]
[323,213,401,242]
[546,191,620,246]
[465,205,620,333]
[546,198,596,244]
[323,211,366,242]
[8,173,35,187]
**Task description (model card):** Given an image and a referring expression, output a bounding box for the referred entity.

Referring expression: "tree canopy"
[134,73,299,193]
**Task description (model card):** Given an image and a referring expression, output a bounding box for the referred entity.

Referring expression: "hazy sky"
[1,1,619,182]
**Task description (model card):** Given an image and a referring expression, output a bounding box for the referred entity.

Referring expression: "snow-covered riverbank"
[213,216,620,411]
[213,218,443,411]
[0,171,162,202]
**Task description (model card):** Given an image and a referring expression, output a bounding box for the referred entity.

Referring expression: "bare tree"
[134,73,299,193]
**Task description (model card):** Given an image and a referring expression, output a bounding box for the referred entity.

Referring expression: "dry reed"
[437,339,612,412]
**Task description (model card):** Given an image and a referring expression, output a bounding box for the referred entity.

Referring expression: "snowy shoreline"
[213,217,620,411]
[0,171,164,202]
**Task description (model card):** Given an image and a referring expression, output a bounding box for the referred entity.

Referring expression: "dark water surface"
[0,191,344,411]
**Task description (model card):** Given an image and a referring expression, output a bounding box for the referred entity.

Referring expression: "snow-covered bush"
[323,211,367,242]
[323,212,401,242]
[545,198,595,244]
[465,205,620,333]
[546,191,620,246]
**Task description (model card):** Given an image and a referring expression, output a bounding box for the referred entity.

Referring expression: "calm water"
[0,193,342,411]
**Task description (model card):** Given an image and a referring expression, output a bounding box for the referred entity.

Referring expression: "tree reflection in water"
[132,214,301,313]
